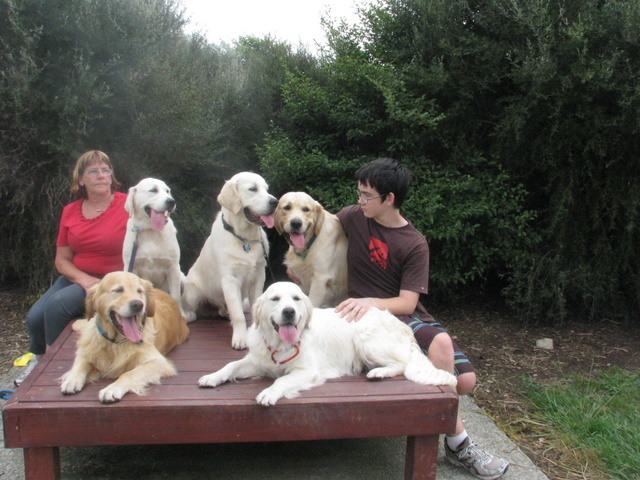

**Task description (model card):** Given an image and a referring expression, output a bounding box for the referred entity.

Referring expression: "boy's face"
[357,182,389,218]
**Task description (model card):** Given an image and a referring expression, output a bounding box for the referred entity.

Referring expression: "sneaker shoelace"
[458,441,493,467]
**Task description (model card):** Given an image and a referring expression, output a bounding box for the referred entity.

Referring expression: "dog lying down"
[199,282,456,406]
[60,271,190,403]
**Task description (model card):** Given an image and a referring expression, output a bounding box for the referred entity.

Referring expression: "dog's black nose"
[129,300,144,314]
[282,306,296,321]
[290,218,302,231]
[269,197,278,208]
[166,198,176,210]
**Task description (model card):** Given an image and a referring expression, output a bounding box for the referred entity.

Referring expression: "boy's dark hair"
[355,157,411,208]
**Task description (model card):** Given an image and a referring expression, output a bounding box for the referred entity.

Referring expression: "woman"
[19,150,128,385]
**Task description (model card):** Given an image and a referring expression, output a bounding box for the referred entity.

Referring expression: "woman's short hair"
[70,150,121,198]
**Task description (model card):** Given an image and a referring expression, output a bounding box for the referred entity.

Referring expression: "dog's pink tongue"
[278,325,297,344]
[150,210,166,232]
[121,316,142,343]
[290,233,306,249]
[260,215,274,229]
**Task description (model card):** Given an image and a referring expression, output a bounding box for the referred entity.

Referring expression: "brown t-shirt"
[336,205,434,321]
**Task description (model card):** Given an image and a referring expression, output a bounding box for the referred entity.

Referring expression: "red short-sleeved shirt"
[56,191,128,276]
[337,204,433,321]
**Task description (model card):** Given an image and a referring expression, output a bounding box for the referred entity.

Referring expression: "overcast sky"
[181,0,363,52]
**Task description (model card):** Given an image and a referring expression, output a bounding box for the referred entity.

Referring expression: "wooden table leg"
[404,435,439,480]
[24,447,61,480]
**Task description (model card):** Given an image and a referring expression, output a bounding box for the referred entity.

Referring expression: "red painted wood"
[3,317,458,480]
[24,447,61,480]
[405,435,439,480]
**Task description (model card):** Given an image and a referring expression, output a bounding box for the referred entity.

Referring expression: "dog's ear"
[142,279,156,317]
[217,180,242,214]
[85,284,99,320]
[273,204,284,235]
[300,291,314,330]
[313,202,325,236]
[125,186,137,217]
[251,292,266,329]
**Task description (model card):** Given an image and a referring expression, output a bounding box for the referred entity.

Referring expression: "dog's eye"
[249,186,258,192]
[293,296,301,301]
[112,287,123,293]
[137,288,144,294]
[270,296,280,302]
[302,207,310,212]
[150,187,158,193]
[283,205,291,211]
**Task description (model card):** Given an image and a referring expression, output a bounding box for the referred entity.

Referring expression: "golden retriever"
[198,282,456,406]
[274,192,348,307]
[123,178,188,319]
[60,271,189,403]
[182,172,278,349]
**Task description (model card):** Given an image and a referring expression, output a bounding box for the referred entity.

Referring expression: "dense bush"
[2,0,637,324]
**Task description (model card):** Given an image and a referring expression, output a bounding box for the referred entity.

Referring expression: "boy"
[334,157,508,480]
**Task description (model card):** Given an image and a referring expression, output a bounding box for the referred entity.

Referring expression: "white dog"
[274,191,348,307]
[199,282,457,406]
[123,178,187,319]
[182,172,278,349]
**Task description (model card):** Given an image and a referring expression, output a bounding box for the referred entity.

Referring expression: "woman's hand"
[55,246,99,292]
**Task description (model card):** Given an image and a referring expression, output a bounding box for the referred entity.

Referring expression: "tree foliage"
[2,0,637,324]
[0,0,317,285]
[260,0,539,303]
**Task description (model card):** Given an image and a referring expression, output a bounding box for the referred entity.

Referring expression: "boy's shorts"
[399,315,475,377]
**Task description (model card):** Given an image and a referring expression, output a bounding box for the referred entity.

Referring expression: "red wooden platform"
[3,317,458,480]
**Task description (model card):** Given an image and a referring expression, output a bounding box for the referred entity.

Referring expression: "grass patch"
[526,367,640,480]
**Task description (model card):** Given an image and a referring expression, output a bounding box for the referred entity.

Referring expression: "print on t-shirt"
[369,236,389,269]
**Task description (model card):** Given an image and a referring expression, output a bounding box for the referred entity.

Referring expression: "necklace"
[87,195,113,213]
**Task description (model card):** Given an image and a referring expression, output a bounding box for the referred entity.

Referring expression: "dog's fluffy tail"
[404,344,457,387]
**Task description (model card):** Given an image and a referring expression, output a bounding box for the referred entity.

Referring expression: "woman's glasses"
[85,168,112,177]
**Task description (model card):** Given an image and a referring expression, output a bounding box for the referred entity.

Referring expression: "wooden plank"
[24,447,61,480]
[405,435,440,480]
[5,395,454,447]
[3,315,458,480]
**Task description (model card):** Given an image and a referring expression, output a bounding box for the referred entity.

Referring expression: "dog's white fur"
[274,192,348,307]
[199,282,456,406]
[60,271,189,403]
[123,178,187,318]
[182,172,278,349]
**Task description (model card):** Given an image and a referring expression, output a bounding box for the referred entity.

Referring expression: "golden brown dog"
[60,271,189,403]
[274,191,348,307]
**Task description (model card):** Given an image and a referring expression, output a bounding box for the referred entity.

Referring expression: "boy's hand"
[335,298,376,322]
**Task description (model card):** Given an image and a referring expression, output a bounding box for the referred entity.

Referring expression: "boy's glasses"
[357,192,386,204]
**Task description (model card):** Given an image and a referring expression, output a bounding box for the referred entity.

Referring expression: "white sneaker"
[444,436,509,480]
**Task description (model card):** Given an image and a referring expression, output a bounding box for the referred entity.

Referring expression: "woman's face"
[80,162,113,195]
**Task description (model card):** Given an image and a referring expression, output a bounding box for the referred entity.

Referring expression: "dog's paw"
[99,384,127,403]
[60,375,85,395]
[231,331,247,350]
[184,311,197,323]
[256,386,282,406]
[366,365,404,380]
[198,372,225,388]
